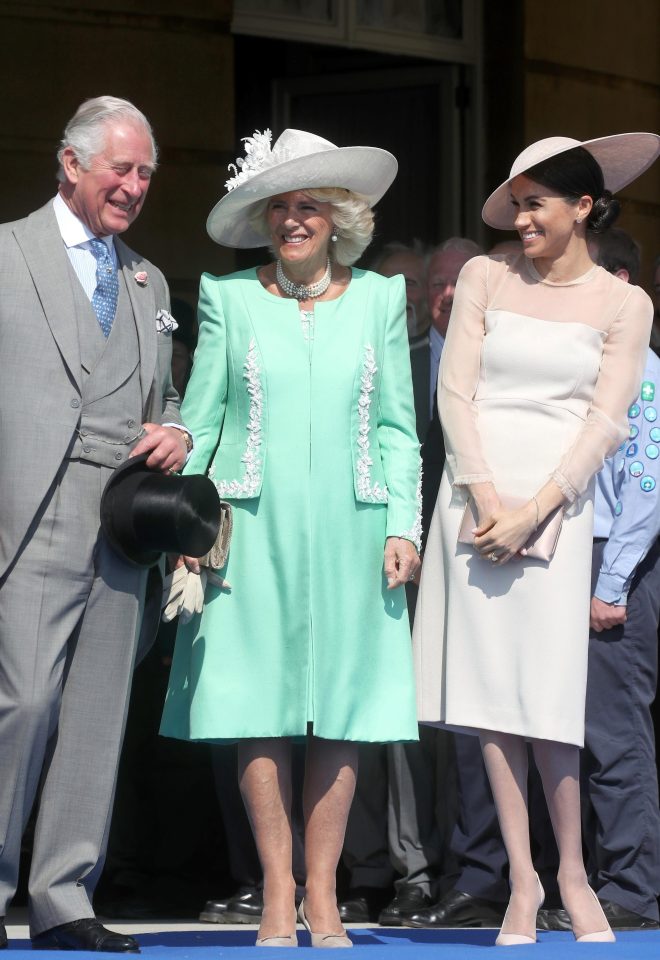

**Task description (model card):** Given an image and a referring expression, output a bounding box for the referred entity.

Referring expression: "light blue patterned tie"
[89,238,119,337]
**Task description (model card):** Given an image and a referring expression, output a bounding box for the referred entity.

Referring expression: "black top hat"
[100,454,221,568]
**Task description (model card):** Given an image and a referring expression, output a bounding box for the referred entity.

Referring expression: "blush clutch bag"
[458,495,564,562]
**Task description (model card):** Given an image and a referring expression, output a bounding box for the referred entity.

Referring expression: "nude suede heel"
[298,901,352,948]
[255,910,298,947]
[255,934,298,947]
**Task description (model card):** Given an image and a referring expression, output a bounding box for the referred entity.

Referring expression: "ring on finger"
[489,552,499,563]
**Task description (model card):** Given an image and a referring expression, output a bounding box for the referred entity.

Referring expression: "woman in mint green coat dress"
[161,129,421,946]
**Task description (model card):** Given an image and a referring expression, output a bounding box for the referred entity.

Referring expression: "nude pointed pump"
[495,873,544,947]
[255,911,299,947]
[573,888,615,943]
[298,900,352,948]
[255,934,298,948]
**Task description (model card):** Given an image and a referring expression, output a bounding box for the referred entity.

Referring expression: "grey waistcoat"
[68,263,144,468]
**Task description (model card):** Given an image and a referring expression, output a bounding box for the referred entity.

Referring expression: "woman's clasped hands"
[472,492,538,566]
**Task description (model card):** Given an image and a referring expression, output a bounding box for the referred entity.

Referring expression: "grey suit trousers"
[0,459,147,934]
[343,729,458,896]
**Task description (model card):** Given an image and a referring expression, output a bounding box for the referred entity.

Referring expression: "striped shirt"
[53,193,117,297]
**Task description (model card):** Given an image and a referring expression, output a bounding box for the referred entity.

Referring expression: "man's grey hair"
[56,96,158,182]
[426,236,482,265]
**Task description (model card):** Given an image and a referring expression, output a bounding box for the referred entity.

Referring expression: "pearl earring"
[576,218,583,224]
[331,230,338,243]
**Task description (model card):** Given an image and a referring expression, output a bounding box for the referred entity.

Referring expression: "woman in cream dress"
[413,133,658,944]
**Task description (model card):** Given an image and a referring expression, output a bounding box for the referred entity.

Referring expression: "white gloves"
[161,565,230,624]
[161,500,233,624]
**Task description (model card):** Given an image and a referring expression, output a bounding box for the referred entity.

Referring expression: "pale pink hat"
[482,132,660,230]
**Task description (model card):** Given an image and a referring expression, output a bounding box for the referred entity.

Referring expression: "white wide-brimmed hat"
[482,132,660,230]
[206,128,398,247]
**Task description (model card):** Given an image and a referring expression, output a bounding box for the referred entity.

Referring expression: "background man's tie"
[89,238,119,337]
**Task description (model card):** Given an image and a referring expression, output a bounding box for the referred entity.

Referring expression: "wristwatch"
[182,430,193,454]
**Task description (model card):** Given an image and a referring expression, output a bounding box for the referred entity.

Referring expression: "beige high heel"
[496,873,544,946]
[573,888,615,943]
[255,910,298,947]
[255,934,298,948]
[298,900,352,948]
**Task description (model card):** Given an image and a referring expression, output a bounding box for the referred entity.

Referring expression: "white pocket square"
[156,309,178,333]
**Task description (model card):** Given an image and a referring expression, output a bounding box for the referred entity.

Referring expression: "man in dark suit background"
[421,238,482,535]
[340,237,481,926]
[372,242,432,444]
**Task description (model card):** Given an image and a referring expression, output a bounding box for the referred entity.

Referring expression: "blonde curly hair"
[247,188,375,266]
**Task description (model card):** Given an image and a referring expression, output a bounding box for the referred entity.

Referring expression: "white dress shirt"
[53,194,116,298]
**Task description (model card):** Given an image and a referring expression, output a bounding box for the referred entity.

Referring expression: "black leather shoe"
[378,885,432,925]
[32,919,140,952]
[538,899,659,932]
[223,887,264,923]
[199,895,232,923]
[339,887,391,923]
[536,907,571,931]
[0,918,7,949]
[601,899,660,930]
[404,889,506,928]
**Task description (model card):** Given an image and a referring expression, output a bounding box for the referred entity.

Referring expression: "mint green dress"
[161,267,421,742]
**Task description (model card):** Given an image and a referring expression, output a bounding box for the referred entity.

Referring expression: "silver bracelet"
[531,494,540,530]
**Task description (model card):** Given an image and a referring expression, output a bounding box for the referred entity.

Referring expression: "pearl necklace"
[276,258,332,300]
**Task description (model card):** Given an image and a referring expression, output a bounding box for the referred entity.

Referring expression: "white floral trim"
[399,460,423,552]
[209,339,263,497]
[356,344,388,503]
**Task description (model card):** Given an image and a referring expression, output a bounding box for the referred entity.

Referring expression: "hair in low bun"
[524,146,622,233]
[587,189,621,234]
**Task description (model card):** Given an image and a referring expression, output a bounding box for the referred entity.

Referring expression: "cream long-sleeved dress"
[413,253,652,746]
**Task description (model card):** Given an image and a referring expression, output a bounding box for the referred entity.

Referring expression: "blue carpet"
[6,927,660,957]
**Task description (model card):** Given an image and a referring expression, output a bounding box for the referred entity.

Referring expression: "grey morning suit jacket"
[0,200,182,577]
[0,200,183,933]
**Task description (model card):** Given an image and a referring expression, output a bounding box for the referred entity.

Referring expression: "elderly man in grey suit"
[0,96,190,953]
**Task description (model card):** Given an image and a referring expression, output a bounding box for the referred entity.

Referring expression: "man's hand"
[590,596,627,632]
[384,537,421,590]
[130,423,187,473]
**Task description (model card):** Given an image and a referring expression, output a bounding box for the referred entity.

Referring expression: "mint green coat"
[161,267,421,742]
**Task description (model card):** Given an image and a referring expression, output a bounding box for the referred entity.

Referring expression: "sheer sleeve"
[438,255,494,486]
[552,283,653,502]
